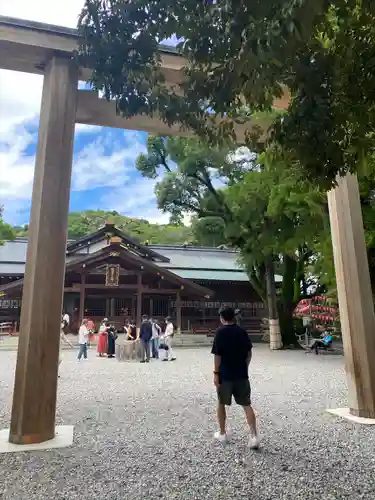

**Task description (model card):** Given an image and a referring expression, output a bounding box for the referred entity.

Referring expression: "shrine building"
[0,223,277,337]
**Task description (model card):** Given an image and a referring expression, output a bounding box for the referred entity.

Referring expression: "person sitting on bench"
[310,330,333,354]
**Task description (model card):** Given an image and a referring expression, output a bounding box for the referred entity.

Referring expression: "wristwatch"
[213,371,220,375]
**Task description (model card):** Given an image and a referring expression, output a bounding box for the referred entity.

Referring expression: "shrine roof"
[0,233,282,283]
[0,242,212,298]
[65,223,170,263]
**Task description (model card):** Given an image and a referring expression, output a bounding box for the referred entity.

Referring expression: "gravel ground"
[0,346,374,500]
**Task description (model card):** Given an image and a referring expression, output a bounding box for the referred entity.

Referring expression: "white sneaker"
[248,433,260,449]
[214,431,228,443]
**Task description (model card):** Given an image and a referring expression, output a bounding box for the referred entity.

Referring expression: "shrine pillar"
[9,56,78,444]
[327,174,375,418]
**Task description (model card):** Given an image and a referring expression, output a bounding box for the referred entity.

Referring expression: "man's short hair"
[142,315,149,321]
[165,316,172,323]
[219,306,236,322]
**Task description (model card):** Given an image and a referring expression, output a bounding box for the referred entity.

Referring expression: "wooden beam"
[327,174,375,418]
[68,283,182,293]
[75,90,270,142]
[0,17,185,82]
[9,56,78,445]
[73,284,139,290]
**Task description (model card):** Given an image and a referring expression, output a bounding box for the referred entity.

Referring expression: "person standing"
[97,319,108,357]
[139,315,152,363]
[211,306,259,449]
[59,320,74,376]
[62,311,70,334]
[107,323,117,358]
[163,317,176,361]
[127,320,137,340]
[77,318,89,361]
[151,319,161,358]
[87,317,95,348]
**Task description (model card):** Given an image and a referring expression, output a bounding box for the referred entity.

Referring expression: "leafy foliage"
[136,134,270,296]
[13,210,193,245]
[78,0,375,186]
[226,148,328,263]
[275,3,375,187]
[0,206,15,245]
[136,135,330,344]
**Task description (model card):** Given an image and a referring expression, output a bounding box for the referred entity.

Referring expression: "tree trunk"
[265,258,283,350]
[278,255,300,347]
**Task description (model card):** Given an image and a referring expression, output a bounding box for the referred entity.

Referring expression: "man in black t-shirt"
[211,307,259,448]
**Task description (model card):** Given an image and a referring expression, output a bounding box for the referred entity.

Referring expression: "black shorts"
[217,379,251,406]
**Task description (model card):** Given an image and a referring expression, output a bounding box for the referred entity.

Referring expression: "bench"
[306,339,343,355]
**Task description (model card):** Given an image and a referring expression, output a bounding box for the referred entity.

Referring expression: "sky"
[0,0,175,226]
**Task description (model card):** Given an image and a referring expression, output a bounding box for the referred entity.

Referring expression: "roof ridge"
[149,244,238,253]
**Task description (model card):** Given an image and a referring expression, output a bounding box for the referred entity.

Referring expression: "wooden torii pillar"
[9,56,78,444]
[327,174,375,419]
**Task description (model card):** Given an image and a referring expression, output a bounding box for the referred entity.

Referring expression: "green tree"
[312,159,375,296]
[227,148,329,343]
[137,135,326,345]
[0,206,15,245]
[190,216,226,247]
[67,210,193,244]
[15,210,193,245]
[136,135,272,302]
[78,0,375,185]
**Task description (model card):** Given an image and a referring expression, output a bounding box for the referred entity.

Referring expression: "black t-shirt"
[211,324,252,381]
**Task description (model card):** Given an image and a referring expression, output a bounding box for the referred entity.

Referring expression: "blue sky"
[0,0,175,226]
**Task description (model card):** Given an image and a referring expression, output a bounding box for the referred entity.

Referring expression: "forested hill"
[13,210,193,245]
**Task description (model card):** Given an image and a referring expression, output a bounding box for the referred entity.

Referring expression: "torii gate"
[0,15,374,447]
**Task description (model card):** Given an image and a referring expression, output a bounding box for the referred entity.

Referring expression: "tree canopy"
[13,210,193,245]
[136,134,330,344]
[78,0,375,186]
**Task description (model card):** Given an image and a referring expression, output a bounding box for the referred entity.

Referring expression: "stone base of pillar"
[0,425,74,453]
[269,319,283,350]
[326,407,375,424]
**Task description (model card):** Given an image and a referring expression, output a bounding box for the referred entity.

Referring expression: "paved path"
[0,346,373,500]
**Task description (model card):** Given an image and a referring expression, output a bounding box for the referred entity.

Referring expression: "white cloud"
[0,127,35,200]
[99,177,170,224]
[0,1,175,227]
[0,0,85,133]
[72,131,146,190]
[0,2,103,223]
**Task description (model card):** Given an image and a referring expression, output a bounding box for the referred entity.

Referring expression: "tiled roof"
[0,239,282,282]
[149,245,242,270]
[172,269,251,282]
[169,267,282,283]
[0,239,28,263]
